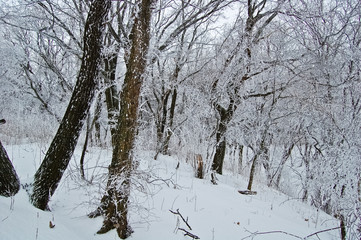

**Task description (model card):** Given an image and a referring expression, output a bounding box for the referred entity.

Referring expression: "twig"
[304,226,341,239]
[242,226,341,240]
[169,209,192,230]
[241,229,303,240]
[179,228,200,239]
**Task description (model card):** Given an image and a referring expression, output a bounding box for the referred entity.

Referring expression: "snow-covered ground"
[0,144,340,240]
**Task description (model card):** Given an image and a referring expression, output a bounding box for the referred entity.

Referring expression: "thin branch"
[241,229,303,240]
[169,209,192,230]
[304,226,341,239]
[178,228,200,239]
[241,226,342,240]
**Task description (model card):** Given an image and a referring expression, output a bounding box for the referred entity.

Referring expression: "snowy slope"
[0,144,340,240]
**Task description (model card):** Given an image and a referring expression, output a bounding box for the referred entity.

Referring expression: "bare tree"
[92,0,155,238]
[211,0,284,175]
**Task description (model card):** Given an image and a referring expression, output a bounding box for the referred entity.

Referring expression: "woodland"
[0,0,360,239]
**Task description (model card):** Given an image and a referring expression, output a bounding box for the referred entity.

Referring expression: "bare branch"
[169,209,192,230]
[178,228,200,239]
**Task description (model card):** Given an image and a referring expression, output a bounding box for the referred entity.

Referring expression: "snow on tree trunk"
[0,140,20,197]
[96,0,155,238]
[30,0,111,210]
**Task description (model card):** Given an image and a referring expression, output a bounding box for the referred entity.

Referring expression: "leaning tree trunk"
[30,0,111,210]
[95,1,154,238]
[0,139,20,197]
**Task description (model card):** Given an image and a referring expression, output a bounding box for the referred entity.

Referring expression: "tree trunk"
[212,139,227,175]
[211,104,232,175]
[30,0,111,210]
[0,140,20,197]
[80,115,90,181]
[93,93,103,146]
[247,130,269,191]
[154,89,171,159]
[273,143,294,188]
[238,145,244,174]
[104,47,120,148]
[195,154,204,179]
[247,154,258,191]
[154,87,178,159]
[301,145,312,202]
[96,1,154,238]
[340,215,346,240]
[162,88,177,155]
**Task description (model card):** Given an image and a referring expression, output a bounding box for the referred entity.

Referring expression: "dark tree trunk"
[238,145,244,174]
[154,89,171,159]
[211,103,233,175]
[0,140,20,197]
[93,93,103,145]
[80,115,90,181]
[154,87,177,159]
[247,154,259,191]
[95,1,154,238]
[212,139,227,175]
[30,0,111,210]
[340,215,346,240]
[104,47,120,148]
[162,88,177,155]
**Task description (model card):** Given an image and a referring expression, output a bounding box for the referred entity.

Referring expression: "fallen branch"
[179,228,200,239]
[169,209,192,230]
[238,190,257,195]
[304,226,341,239]
[170,209,200,239]
[241,229,302,239]
[242,226,342,240]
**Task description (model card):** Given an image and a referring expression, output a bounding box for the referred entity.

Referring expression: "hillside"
[0,144,340,240]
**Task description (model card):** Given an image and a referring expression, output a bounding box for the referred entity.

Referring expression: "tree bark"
[247,154,259,191]
[0,140,20,197]
[104,46,120,148]
[238,145,244,174]
[211,103,233,174]
[96,1,154,238]
[30,0,111,210]
[162,88,177,155]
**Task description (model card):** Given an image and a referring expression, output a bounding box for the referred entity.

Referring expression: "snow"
[0,144,340,240]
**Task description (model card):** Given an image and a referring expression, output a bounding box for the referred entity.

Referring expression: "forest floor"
[0,143,340,240]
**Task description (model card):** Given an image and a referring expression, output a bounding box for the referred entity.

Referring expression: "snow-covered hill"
[0,144,340,240]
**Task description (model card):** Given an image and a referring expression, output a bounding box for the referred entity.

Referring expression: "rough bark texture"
[211,104,232,175]
[104,47,120,147]
[30,0,111,210]
[0,140,20,197]
[96,1,154,238]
